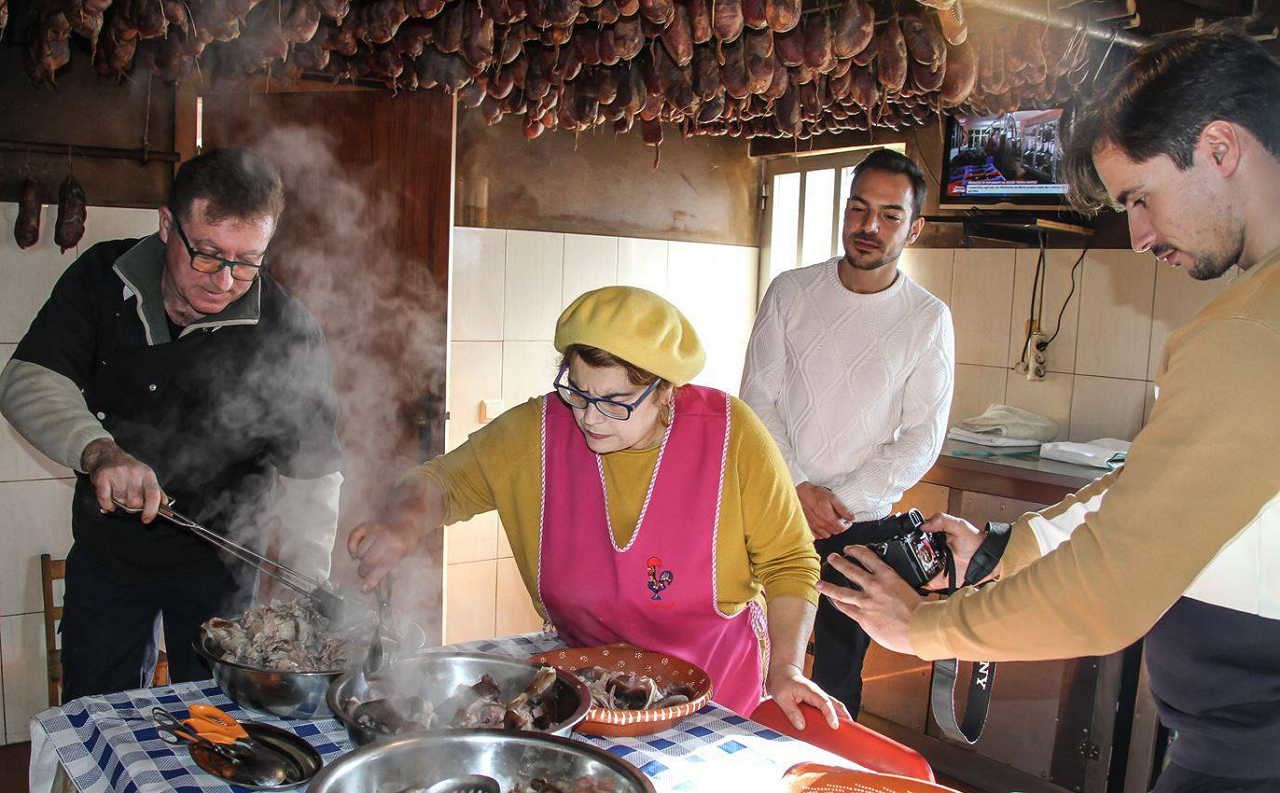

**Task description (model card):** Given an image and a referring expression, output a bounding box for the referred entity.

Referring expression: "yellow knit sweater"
[408,394,820,617]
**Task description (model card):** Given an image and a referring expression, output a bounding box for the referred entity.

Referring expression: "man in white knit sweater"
[741,149,955,716]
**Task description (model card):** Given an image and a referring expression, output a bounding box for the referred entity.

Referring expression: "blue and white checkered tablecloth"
[30,632,862,793]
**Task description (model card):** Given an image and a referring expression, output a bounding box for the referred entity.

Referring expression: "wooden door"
[201,87,455,644]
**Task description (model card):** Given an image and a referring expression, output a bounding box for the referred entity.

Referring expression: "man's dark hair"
[849,148,928,220]
[1061,23,1280,213]
[169,147,286,224]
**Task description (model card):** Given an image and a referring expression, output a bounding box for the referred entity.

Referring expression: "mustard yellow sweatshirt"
[910,247,1280,661]
[409,395,820,617]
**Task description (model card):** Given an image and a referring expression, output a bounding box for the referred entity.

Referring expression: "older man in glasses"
[0,147,342,700]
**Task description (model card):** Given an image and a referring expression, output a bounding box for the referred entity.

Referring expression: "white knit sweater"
[741,257,955,521]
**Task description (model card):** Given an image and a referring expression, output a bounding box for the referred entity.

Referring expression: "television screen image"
[943,109,1068,205]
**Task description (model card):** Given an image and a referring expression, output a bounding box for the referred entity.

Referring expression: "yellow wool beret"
[554,287,705,386]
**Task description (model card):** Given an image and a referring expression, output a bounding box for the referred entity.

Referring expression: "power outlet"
[1024,332,1047,381]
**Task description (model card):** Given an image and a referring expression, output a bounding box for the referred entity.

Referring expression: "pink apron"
[537,385,769,716]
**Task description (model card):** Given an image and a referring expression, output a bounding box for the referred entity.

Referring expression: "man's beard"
[845,237,905,271]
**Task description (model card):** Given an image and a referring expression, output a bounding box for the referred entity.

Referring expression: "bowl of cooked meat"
[306,730,655,793]
[528,645,713,737]
[326,651,592,745]
[194,600,354,719]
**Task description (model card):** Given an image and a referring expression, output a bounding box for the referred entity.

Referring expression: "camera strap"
[930,656,996,744]
[927,523,1011,744]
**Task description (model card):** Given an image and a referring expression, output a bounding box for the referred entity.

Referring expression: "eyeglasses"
[170,214,264,282]
[553,363,661,421]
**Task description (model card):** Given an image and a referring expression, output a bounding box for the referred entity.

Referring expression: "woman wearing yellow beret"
[348,286,842,729]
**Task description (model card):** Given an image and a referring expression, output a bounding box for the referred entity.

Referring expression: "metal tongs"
[112,497,345,619]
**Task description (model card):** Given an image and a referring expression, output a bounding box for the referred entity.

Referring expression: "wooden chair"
[40,554,170,707]
[39,553,65,707]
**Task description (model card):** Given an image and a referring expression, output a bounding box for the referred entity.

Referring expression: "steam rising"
[211,126,447,644]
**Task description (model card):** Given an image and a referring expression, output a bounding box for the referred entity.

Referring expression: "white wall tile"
[445,513,499,565]
[617,238,669,294]
[0,205,158,345]
[501,341,560,410]
[898,249,954,305]
[949,364,1008,429]
[950,249,1015,367]
[1068,376,1147,442]
[497,521,514,559]
[446,341,503,452]
[1075,251,1156,380]
[0,478,75,616]
[451,227,507,341]
[666,242,758,395]
[504,231,564,341]
[1004,371,1073,441]
[2,612,49,743]
[444,560,497,645]
[562,235,618,308]
[495,557,543,636]
[0,346,73,482]
[1147,264,1234,380]
[1008,249,1084,374]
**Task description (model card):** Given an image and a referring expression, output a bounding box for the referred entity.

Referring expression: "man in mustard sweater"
[820,26,1280,793]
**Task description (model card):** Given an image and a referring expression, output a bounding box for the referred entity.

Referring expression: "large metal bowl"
[307,730,656,793]
[193,635,343,719]
[327,651,592,745]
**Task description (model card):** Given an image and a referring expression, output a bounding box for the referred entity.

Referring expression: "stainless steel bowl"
[307,730,656,793]
[193,635,343,719]
[327,651,592,745]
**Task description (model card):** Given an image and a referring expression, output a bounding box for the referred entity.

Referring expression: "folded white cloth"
[1039,438,1131,468]
[953,404,1059,443]
[947,427,1044,447]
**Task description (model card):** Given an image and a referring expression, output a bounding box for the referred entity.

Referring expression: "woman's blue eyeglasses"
[553,363,660,421]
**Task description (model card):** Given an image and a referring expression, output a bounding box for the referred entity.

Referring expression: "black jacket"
[12,235,342,577]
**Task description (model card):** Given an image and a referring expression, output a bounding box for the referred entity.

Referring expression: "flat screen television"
[941,108,1070,209]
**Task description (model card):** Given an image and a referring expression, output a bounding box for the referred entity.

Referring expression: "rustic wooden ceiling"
[5,0,1277,142]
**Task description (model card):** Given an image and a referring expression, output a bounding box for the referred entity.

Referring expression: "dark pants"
[60,544,242,701]
[1152,763,1280,793]
[811,529,874,717]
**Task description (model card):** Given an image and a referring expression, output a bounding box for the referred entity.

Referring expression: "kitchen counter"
[922,439,1109,506]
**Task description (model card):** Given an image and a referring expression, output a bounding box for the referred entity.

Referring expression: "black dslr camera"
[825,508,951,591]
[864,509,951,590]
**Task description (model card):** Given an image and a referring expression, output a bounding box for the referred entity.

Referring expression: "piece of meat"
[25,9,72,85]
[742,0,764,30]
[711,0,742,49]
[849,63,877,108]
[282,0,321,43]
[940,38,974,105]
[612,15,643,60]
[431,0,463,51]
[691,41,720,99]
[900,6,940,68]
[586,0,617,23]
[743,27,772,95]
[660,1,692,66]
[718,34,748,98]
[94,13,140,77]
[763,0,796,33]
[637,0,671,26]
[686,0,710,43]
[831,0,872,59]
[937,0,965,45]
[773,24,801,67]
[461,0,493,68]
[801,10,831,72]
[762,49,787,98]
[363,0,408,43]
[14,180,40,250]
[318,0,351,22]
[877,14,907,92]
